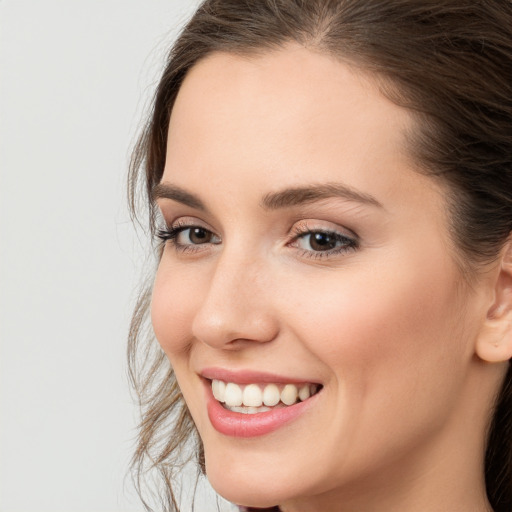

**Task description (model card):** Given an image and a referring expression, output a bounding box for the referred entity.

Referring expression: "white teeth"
[224,382,243,407]
[281,384,298,405]
[211,379,320,410]
[243,384,263,407]
[263,383,280,406]
[212,379,226,402]
[298,384,310,401]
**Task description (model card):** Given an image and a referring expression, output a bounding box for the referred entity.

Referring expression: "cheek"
[151,260,208,424]
[266,251,472,474]
[151,259,199,357]
[281,250,469,414]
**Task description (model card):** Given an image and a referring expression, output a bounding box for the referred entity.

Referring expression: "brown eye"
[190,228,212,244]
[294,229,357,256]
[177,227,217,245]
[308,232,338,251]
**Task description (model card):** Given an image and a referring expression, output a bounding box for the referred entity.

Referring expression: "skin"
[151,45,508,511]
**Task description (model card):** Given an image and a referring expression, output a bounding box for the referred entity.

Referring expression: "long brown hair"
[128,1,512,510]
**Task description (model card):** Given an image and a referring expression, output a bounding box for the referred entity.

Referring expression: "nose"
[191,248,279,349]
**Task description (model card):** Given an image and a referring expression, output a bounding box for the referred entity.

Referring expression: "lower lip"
[205,381,320,438]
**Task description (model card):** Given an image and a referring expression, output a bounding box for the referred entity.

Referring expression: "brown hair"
[128,1,512,510]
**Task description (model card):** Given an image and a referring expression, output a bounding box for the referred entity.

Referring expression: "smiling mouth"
[210,379,322,414]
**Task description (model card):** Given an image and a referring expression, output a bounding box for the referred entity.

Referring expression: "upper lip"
[200,367,322,385]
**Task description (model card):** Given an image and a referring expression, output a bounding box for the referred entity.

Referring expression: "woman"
[128,1,512,511]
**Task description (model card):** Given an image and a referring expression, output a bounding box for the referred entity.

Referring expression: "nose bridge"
[191,244,278,348]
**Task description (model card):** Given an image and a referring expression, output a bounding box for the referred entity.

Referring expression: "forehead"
[169,45,409,147]
[163,45,442,219]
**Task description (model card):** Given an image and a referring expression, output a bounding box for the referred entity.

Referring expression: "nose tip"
[192,308,278,348]
[191,256,279,349]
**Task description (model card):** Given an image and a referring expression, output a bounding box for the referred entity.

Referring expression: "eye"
[177,227,216,245]
[289,222,359,259]
[157,223,221,250]
[297,232,344,252]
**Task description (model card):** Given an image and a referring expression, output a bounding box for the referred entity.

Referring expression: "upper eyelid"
[291,220,358,239]
[159,216,358,241]
[156,199,360,231]
[165,216,216,231]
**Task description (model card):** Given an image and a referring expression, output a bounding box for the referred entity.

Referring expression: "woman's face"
[152,46,490,509]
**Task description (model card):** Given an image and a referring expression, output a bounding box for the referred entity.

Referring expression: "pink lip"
[200,367,319,385]
[201,369,322,438]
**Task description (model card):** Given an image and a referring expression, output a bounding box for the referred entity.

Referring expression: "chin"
[204,451,300,509]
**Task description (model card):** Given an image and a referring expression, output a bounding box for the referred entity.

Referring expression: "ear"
[476,240,512,363]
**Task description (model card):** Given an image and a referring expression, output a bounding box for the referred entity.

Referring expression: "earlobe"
[476,318,512,363]
[476,240,512,363]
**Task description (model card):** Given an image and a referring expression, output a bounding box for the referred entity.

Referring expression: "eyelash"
[156,221,218,254]
[156,221,359,259]
[289,222,359,259]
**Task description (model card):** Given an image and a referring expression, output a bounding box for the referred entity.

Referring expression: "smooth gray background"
[0,1,233,510]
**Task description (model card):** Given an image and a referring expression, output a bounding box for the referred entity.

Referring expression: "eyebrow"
[152,181,383,211]
[152,183,207,211]
[261,183,383,210]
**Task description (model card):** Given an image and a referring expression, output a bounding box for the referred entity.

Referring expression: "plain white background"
[0,1,234,510]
